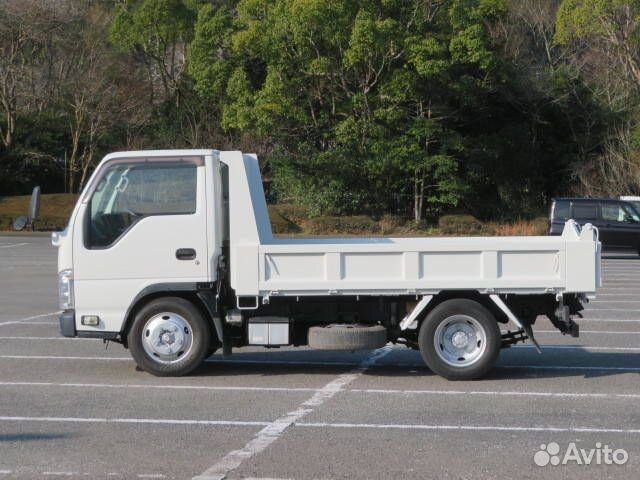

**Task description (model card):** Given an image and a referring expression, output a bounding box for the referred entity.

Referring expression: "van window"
[86,161,197,248]
[572,203,598,220]
[552,200,570,220]
[603,203,640,223]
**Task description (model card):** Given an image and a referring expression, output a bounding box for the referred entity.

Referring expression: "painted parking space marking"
[1,381,640,401]
[576,318,640,322]
[0,321,58,327]
[0,381,318,393]
[192,346,393,480]
[533,329,640,334]
[0,336,100,341]
[513,345,640,351]
[346,388,640,399]
[0,355,130,361]
[0,311,60,326]
[0,243,28,249]
[0,416,269,427]
[499,364,640,372]
[295,422,640,434]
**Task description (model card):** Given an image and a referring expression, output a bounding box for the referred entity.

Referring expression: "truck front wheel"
[418,299,501,380]
[127,296,212,377]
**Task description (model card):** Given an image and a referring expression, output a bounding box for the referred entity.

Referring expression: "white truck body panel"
[220,151,601,300]
[56,149,601,334]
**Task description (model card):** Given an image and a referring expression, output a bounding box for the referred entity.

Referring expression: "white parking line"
[192,346,393,480]
[583,308,640,311]
[534,329,640,334]
[0,355,130,361]
[590,300,640,304]
[597,288,640,291]
[0,416,269,427]
[0,243,28,249]
[0,336,99,341]
[0,321,58,326]
[500,364,640,372]
[346,388,640,399]
[0,311,60,326]
[577,318,640,322]
[5,380,638,400]
[593,293,640,296]
[5,470,165,478]
[295,422,640,434]
[514,345,640,351]
[0,381,318,393]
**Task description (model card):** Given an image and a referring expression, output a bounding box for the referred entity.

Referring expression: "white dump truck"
[52,150,601,380]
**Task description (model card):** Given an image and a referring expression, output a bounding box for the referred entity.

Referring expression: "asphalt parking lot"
[0,235,639,479]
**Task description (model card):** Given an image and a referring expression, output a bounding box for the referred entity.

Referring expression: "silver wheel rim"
[433,314,487,367]
[141,312,193,364]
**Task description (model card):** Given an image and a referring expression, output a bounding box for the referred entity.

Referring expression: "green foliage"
[222,68,255,130]
[110,0,196,52]
[0,0,631,223]
[188,3,235,102]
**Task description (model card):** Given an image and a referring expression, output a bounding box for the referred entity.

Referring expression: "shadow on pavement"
[0,432,74,442]
[187,347,640,380]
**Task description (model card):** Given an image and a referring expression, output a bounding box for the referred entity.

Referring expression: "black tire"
[418,299,501,380]
[308,324,387,350]
[127,297,212,377]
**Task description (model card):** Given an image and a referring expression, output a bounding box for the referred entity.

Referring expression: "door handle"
[176,248,196,260]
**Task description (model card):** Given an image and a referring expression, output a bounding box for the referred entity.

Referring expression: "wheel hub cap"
[142,313,193,364]
[433,314,487,367]
[451,330,469,348]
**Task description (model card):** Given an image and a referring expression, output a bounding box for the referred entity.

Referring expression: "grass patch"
[487,217,549,236]
[0,193,77,230]
[438,214,490,235]
[302,215,381,235]
[268,205,302,234]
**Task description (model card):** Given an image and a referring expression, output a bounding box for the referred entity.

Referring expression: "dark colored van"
[549,198,640,252]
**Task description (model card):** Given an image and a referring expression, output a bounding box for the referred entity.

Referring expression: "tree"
[188,0,514,219]
[556,0,640,89]
[0,1,63,149]
[110,0,198,104]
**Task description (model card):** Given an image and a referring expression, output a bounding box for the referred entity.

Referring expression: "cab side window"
[85,162,197,248]
[602,203,640,223]
[571,203,598,221]
[552,200,570,220]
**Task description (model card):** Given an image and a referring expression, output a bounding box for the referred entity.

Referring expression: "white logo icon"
[534,442,561,466]
[534,442,629,466]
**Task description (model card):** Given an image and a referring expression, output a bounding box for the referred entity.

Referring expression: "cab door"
[601,202,640,249]
[72,156,209,333]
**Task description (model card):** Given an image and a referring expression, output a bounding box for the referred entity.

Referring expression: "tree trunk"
[414,172,424,222]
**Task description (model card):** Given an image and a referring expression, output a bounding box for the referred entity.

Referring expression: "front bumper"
[59,310,76,337]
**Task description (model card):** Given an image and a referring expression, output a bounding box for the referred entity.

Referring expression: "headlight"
[58,269,74,310]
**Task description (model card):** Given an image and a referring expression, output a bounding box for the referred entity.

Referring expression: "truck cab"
[54,150,601,380]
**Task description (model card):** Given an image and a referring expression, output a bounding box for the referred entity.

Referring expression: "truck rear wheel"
[418,299,500,380]
[127,297,212,377]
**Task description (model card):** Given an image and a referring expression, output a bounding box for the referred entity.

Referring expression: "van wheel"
[127,297,211,377]
[418,299,501,380]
